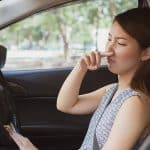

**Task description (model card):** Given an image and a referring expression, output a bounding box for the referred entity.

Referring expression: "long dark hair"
[0,75,19,145]
[114,8,150,97]
[0,84,14,124]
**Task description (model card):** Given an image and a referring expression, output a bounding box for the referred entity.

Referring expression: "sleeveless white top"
[79,83,149,150]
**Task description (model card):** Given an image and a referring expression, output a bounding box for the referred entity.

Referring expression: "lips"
[107,58,115,64]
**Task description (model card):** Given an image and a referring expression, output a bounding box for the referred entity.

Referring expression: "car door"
[3,66,117,150]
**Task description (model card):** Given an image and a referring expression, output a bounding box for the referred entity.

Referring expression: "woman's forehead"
[109,22,133,40]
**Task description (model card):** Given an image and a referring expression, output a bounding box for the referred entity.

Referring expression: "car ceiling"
[0,0,86,30]
[0,0,149,30]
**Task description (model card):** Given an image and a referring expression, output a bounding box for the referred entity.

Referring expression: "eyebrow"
[108,33,128,40]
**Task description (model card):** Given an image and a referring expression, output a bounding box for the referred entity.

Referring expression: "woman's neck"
[117,70,135,91]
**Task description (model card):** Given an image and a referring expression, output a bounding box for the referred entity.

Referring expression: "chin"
[107,63,130,75]
[107,65,118,75]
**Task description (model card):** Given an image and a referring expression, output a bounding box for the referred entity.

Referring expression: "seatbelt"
[93,132,100,150]
[93,94,113,150]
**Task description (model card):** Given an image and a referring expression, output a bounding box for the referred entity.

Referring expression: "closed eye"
[118,43,127,46]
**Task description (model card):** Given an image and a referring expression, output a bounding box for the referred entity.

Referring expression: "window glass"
[0,0,138,70]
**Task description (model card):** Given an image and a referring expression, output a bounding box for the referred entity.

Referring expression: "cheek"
[116,47,139,64]
[112,47,141,74]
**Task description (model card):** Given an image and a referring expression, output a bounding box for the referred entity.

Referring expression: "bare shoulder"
[122,95,150,126]
[102,95,150,149]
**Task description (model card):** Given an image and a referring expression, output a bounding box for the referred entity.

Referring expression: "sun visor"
[0,0,81,30]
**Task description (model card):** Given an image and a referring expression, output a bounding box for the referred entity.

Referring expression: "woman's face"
[105,21,142,75]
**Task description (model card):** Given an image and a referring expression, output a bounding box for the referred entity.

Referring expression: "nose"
[105,41,115,55]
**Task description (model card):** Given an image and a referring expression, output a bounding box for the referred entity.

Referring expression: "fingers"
[4,123,16,133]
[83,54,90,66]
[8,131,30,149]
[4,124,25,147]
[89,51,96,66]
[4,125,10,130]
[79,50,113,71]
[100,51,113,57]
[10,123,16,132]
[85,50,112,66]
[84,51,100,66]
[94,51,101,68]
[4,125,13,134]
[9,132,24,148]
[4,124,38,150]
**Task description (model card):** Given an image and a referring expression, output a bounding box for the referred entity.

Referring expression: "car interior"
[0,0,150,150]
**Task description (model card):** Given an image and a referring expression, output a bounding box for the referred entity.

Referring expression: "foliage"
[0,0,137,58]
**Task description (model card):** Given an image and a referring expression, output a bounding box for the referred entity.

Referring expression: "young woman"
[57,7,150,150]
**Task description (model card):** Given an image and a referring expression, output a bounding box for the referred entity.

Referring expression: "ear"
[140,47,150,61]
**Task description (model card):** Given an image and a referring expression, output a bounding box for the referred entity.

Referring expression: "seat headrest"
[0,45,7,69]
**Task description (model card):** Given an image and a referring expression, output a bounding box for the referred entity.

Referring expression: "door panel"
[3,66,117,149]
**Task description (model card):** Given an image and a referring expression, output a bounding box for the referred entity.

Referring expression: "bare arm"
[102,96,150,150]
[60,83,113,115]
[56,50,113,115]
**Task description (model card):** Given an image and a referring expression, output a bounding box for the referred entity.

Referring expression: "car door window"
[0,0,137,70]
